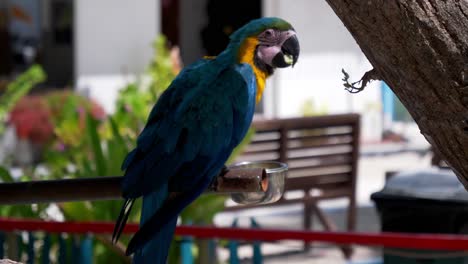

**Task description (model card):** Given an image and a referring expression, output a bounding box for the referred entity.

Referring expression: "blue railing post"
[58,233,68,264]
[17,233,23,261]
[180,236,194,264]
[181,220,194,264]
[208,239,217,263]
[228,218,240,264]
[72,235,80,264]
[79,234,93,264]
[41,234,51,264]
[27,232,35,264]
[250,218,263,264]
[0,231,4,259]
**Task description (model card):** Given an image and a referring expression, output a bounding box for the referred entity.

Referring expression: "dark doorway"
[0,0,74,88]
[161,0,180,47]
[162,0,261,64]
[161,0,263,112]
[41,0,74,87]
[201,0,262,57]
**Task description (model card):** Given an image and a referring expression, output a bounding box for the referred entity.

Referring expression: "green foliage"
[0,36,254,263]
[147,36,177,100]
[0,166,11,181]
[0,64,46,221]
[85,114,107,176]
[39,36,178,263]
[54,112,139,263]
[0,65,46,133]
[112,36,177,137]
[41,91,106,179]
[46,90,105,146]
[113,82,151,135]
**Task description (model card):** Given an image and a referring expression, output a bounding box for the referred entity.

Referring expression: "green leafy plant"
[0,65,46,134]
[55,112,137,263]
[40,36,179,263]
[0,65,47,262]
[0,64,46,214]
[147,36,179,101]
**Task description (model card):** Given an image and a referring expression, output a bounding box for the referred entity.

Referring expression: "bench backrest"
[234,113,360,204]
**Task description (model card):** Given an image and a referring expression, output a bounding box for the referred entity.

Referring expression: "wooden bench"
[226,113,360,257]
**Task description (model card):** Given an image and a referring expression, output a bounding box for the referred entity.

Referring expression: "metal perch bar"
[0,168,267,205]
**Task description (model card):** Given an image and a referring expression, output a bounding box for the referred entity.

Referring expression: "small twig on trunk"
[342,68,381,93]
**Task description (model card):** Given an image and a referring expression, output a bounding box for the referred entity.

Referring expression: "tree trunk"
[325,0,468,186]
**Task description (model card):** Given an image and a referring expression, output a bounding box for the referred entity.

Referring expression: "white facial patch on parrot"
[257,45,281,67]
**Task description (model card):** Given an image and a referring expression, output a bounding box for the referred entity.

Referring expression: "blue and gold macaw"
[112,17,299,263]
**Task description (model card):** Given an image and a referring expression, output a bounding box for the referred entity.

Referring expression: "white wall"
[74,0,160,113]
[263,0,382,142]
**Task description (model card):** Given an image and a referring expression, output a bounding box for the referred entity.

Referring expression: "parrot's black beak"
[272,34,300,68]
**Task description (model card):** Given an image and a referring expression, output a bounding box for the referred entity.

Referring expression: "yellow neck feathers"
[238,37,269,104]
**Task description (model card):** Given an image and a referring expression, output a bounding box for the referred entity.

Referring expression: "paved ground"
[214,149,434,263]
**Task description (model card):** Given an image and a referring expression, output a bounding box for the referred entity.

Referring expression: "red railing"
[1,217,468,251]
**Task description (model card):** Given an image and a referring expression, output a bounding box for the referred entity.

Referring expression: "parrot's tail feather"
[127,178,211,259]
[112,198,135,244]
[125,193,186,255]
[131,217,178,264]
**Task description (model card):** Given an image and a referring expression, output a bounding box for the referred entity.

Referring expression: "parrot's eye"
[260,29,278,41]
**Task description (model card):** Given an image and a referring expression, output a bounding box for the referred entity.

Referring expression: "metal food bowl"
[229,161,288,205]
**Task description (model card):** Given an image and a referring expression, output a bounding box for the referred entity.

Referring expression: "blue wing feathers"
[121,149,138,170]
[121,62,255,195]
[131,184,175,262]
[119,59,258,260]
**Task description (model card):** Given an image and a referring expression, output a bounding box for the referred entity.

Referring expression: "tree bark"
[325,0,468,187]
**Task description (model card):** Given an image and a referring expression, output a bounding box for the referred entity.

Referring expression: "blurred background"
[0,0,458,264]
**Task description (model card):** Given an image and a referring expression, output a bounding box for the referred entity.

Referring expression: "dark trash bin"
[371,168,468,264]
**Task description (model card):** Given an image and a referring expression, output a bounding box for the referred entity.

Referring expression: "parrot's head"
[230,17,300,74]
